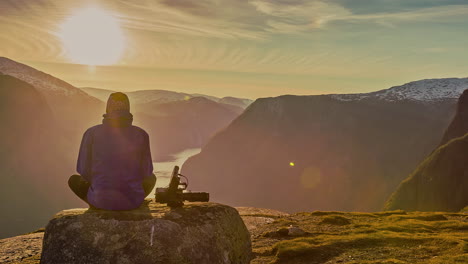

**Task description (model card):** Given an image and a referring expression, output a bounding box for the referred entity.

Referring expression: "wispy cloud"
[337,4,468,26]
[1,0,468,96]
[2,0,468,49]
[116,0,468,38]
[116,0,268,40]
[250,0,351,31]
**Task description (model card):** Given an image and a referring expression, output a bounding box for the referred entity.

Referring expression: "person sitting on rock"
[68,92,156,210]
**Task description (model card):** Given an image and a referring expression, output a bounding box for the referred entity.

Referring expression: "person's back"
[69,92,155,210]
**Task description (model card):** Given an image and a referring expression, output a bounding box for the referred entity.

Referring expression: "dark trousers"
[68,174,157,206]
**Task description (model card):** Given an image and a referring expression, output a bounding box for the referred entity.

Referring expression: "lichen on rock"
[40,200,251,264]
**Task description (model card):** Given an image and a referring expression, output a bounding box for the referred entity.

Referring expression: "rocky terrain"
[1,204,467,264]
[0,231,43,264]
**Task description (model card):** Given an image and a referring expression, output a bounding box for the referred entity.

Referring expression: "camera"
[155,166,209,208]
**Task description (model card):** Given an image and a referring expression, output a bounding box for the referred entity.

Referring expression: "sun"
[58,7,125,66]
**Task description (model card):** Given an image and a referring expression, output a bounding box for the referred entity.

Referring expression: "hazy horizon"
[2,0,468,99]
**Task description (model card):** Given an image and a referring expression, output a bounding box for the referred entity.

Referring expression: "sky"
[1,0,468,99]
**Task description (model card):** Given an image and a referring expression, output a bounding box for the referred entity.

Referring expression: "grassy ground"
[247,210,468,264]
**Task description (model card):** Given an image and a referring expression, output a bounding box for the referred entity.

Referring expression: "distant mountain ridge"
[81,87,253,109]
[182,78,464,212]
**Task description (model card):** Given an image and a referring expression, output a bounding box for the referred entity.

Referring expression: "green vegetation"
[385,133,468,212]
[319,215,352,226]
[250,211,468,264]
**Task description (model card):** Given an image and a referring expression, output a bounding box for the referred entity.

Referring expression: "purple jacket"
[77,112,153,210]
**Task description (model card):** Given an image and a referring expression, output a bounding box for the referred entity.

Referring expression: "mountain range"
[81,87,253,109]
[182,78,468,212]
[2,55,467,238]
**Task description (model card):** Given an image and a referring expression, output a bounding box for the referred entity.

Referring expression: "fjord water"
[150,148,201,197]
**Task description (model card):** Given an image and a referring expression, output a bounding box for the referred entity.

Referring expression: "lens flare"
[300,166,322,189]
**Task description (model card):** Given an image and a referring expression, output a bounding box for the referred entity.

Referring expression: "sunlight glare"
[59,7,125,66]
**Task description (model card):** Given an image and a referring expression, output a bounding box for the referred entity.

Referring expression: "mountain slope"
[0,57,84,97]
[384,133,468,211]
[0,74,78,238]
[182,79,464,212]
[439,89,468,146]
[0,57,103,147]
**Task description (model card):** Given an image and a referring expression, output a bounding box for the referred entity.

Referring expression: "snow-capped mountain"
[332,78,468,102]
[0,57,91,97]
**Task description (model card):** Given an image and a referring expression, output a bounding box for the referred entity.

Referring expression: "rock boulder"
[40,201,251,264]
